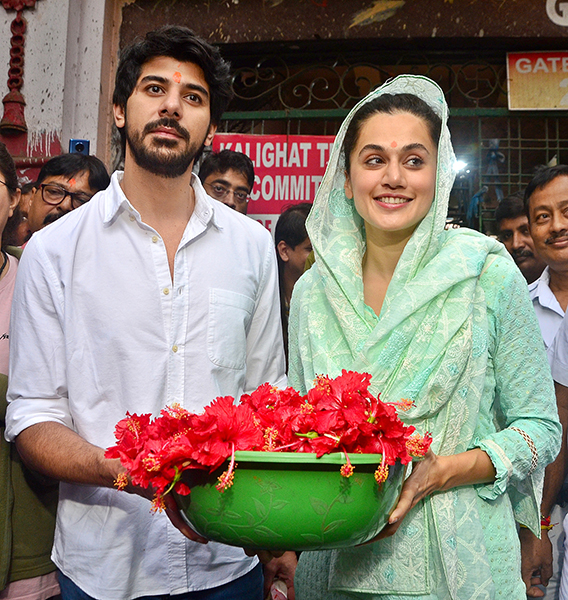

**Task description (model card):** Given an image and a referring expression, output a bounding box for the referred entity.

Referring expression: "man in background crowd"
[548,314,568,600]
[23,153,110,236]
[495,192,546,284]
[520,165,568,599]
[527,166,568,357]
[275,202,312,367]
[198,149,254,214]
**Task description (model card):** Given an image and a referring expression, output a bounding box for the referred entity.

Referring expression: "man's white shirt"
[532,267,568,600]
[529,266,565,365]
[5,172,286,599]
[552,314,568,388]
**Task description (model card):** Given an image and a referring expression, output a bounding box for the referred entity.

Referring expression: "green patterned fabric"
[288,75,562,599]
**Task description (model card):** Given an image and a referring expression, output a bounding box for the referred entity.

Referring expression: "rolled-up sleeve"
[5,235,73,441]
[472,260,561,531]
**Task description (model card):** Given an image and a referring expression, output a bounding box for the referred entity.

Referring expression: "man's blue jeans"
[58,564,264,600]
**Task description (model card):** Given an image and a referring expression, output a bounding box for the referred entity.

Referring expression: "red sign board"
[212,134,335,232]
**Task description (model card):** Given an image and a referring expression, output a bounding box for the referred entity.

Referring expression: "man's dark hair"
[36,154,110,192]
[494,192,526,226]
[113,26,233,155]
[20,181,35,195]
[275,202,312,252]
[198,150,254,191]
[524,164,568,215]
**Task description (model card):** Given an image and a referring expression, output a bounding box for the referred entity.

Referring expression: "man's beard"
[126,117,207,178]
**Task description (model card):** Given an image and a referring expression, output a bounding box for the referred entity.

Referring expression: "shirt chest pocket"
[207,288,255,370]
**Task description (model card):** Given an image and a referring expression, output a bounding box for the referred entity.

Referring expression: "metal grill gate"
[217,49,568,234]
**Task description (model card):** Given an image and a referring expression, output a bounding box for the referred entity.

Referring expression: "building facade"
[1,0,567,229]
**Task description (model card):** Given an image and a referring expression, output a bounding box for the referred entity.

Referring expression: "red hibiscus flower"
[106,372,433,507]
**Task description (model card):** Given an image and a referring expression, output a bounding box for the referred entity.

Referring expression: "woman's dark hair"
[342,93,442,173]
[2,205,26,248]
[0,142,21,249]
[113,26,233,155]
[0,141,18,194]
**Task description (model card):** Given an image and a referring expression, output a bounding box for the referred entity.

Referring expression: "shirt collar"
[102,171,222,231]
[530,266,565,316]
[102,171,131,225]
[191,174,222,231]
[531,266,551,299]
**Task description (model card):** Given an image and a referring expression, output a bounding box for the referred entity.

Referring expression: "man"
[24,153,110,235]
[198,149,254,214]
[549,320,568,600]
[527,166,568,357]
[5,26,290,600]
[520,165,568,599]
[495,192,546,284]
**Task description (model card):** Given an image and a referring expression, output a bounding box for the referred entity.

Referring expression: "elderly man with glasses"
[24,154,110,235]
[198,149,254,214]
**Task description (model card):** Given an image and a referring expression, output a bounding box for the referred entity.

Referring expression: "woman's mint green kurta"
[288,75,562,600]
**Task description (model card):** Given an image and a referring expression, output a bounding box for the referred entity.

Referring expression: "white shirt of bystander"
[529,266,565,362]
[5,172,286,600]
[551,313,568,389]
[551,314,568,600]
[529,266,567,600]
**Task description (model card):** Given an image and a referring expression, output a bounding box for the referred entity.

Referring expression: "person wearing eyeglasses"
[25,154,110,235]
[198,149,254,214]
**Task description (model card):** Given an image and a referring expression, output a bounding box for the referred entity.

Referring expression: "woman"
[0,142,60,600]
[288,75,561,599]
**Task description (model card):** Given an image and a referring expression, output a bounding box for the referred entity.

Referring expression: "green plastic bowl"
[174,451,405,551]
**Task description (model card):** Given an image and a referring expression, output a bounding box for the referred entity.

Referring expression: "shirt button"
[151,235,158,243]
[172,345,178,353]
[129,214,135,222]
[163,288,170,295]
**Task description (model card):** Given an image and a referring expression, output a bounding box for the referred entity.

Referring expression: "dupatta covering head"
[306,74,456,332]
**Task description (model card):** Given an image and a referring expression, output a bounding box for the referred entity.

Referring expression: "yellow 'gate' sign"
[507,51,568,110]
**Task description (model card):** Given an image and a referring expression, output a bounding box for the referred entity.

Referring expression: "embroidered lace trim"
[510,427,538,474]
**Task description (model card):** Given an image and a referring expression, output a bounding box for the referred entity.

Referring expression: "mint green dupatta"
[288,76,548,598]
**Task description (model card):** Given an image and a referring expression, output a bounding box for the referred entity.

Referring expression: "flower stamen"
[340,448,354,477]
[114,472,129,491]
[216,443,237,492]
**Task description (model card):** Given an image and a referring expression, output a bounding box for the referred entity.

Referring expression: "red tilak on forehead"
[390,141,397,148]
[69,178,76,187]
[173,72,181,83]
